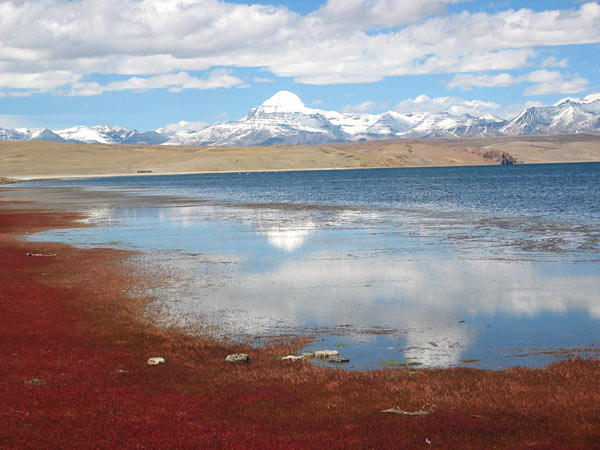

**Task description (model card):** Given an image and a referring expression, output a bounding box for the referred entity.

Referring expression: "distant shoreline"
[2,133,600,181]
[6,160,600,185]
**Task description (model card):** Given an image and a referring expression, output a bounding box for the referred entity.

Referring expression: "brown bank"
[1,201,599,449]
[2,133,600,180]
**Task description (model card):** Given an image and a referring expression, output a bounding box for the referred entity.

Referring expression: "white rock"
[147,357,166,365]
[226,353,250,363]
[281,355,305,361]
[314,350,339,359]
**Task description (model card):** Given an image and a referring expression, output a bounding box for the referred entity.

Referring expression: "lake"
[20,163,600,369]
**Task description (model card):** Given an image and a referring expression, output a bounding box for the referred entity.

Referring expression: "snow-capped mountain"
[1,91,599,146]
[0,124,169,145]
[164,91,349,146]
[161,91,513,146]
[53,125,169,145]
[0,127,65,142]
[500,98,600,136]
[56,125,133,144]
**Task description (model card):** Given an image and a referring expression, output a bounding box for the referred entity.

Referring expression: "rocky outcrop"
[478,149,518,165]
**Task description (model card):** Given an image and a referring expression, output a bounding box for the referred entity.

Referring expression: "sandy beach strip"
[1,187,599,448]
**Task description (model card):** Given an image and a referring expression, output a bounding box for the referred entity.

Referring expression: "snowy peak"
[29,128,65,142]
[479,113,504,123]
[260,91,306,112]
[245,90,314,121]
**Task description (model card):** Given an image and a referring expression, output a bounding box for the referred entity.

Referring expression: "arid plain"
[1,133,600,181]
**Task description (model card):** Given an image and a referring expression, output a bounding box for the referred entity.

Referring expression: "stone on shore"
[301,352,315,359]
[327,356,350,364]
[147,357,166,365]
[226,353,250,363]
[281,355,305,361]
[315,350,339,359]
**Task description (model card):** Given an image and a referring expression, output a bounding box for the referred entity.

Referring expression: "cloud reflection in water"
[138,204,599,367]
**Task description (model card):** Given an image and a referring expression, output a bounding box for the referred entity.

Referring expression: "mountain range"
[2,91,599,146]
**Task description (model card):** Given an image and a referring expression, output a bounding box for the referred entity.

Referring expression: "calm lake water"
[22,163,600,369]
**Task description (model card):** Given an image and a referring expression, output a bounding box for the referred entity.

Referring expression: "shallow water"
[22,163,600,369]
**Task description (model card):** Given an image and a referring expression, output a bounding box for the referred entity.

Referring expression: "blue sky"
[0,0,599,130]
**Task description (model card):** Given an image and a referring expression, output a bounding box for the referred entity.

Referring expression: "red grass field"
[1,207,599,449]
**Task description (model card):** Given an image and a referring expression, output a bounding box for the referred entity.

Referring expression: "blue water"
[18,163,600,369]
[24,163,600,223]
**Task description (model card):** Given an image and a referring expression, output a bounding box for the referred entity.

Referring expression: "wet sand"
[1,133,599,180]
[1,187,600,448]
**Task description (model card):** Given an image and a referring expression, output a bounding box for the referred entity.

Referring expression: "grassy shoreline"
[1,198,599,448]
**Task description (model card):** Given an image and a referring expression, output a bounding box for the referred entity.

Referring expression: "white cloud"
[0,70,80,91]
[392,93,550,119]
[394,94,505,118]
[448,72,517,90]
[253,77,275,83]
[341,100,388,113]
[312,0,462,29]
[524,77,589,95]
[68,70,242,96]
[449,69,590,95]
[0,91,33,98]
[157,120,209,134]
[540,56,569,68]
[0,0,598,95]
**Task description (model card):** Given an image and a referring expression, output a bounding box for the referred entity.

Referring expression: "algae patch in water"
[377,359,423,367]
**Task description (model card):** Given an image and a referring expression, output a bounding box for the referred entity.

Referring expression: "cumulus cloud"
[312,0,462,29]
[392,94,552,119]
[157,121,209,134]
[448,73,517,90]
[0,70,80,91]
[523,73,589,95]
[394,94,503,117]
[0,0,598,95]
[68,70,242,96]
[449,70,590,95]
[341,100,388,113]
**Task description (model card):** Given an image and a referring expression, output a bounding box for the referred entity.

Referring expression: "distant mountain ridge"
[2,91,599,146]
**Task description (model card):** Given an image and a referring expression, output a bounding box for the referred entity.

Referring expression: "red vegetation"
[1,208,599,449]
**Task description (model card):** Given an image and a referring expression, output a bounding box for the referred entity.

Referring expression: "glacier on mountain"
[1,91,599,146]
